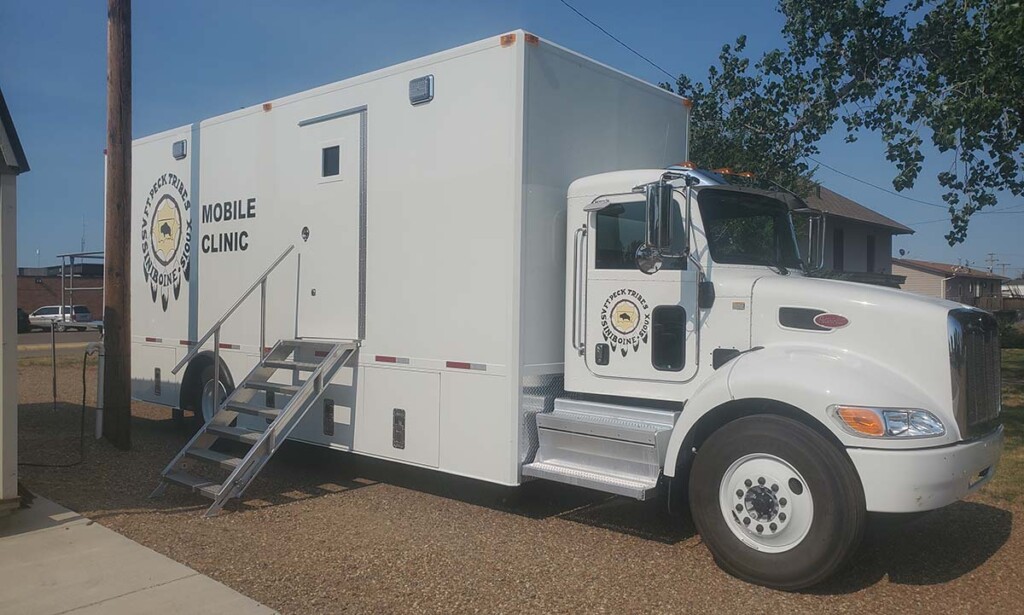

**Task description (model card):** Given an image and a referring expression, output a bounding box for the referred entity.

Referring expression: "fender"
[663,343,958,477]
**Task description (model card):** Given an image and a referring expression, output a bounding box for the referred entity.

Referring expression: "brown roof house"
[892,258,1006,310]
[802,186,914,287]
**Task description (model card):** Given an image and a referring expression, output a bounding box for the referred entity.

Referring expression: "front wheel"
[689,414,866,590]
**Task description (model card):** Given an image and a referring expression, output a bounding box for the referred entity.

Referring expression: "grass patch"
[979,349,1024,503]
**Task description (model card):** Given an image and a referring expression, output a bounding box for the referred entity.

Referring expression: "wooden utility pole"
[103,0,131,449]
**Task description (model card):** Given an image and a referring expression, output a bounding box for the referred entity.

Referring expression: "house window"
[832,228,845,271]
[866,235,876,272]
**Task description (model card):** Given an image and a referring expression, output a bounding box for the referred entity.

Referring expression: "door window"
[650,305,686,371]
[594,201,686,270]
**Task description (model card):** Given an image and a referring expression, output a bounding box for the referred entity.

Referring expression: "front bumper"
[847,425,1003,513]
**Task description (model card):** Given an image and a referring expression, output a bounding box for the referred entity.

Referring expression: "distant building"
[801,186,914,287]
[17,263,104,317]
[1004,278,1024,299]
[893,258,1006,309]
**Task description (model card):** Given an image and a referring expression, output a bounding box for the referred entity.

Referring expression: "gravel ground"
[16,359,1024,614]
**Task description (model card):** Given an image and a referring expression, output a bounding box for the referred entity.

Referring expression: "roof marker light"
[500,33,516,47]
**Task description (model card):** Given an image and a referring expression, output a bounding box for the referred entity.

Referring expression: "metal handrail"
[171,245,296,415]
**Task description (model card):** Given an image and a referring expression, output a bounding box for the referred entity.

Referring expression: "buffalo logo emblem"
[600,289,650,357]
[141,172,192,311]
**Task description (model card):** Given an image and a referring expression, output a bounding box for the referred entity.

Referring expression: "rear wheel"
[191,364,231,427]
[689,414,865,590]
[54,321,66,333]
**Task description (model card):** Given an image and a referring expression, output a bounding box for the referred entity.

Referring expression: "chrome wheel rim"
[719,453,813,553]
[200,379,227,424]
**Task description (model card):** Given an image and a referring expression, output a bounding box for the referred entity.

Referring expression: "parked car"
[17,308,30,333]
[28,305,92,332]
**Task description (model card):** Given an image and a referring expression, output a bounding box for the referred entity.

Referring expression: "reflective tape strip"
[179,340,195,346]
[446,361,486,371]
[375,355,410,364]
[144,337,162,343]
[218,343,240,350]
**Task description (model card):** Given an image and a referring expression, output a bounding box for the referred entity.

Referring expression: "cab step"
[522,398,679,501]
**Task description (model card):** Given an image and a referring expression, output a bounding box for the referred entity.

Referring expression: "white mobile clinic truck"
[134,31,1003,588]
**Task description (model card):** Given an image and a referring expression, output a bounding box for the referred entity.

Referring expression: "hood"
[749,275,962,416]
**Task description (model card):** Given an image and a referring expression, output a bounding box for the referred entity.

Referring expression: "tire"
[689,414,866,590]
[190,363,232,428]
[54,322,66,333]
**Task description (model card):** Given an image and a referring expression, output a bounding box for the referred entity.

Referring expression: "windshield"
[696,189,802,269]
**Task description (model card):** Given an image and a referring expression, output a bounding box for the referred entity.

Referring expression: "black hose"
[19,349,89,468]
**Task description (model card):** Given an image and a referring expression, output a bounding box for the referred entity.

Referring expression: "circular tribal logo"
[600,289,650,357]
[141,173,192,311]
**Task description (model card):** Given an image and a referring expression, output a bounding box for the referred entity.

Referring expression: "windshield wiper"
[747,256,789,275]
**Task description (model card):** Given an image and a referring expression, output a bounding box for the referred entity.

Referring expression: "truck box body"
[131,31,689,486]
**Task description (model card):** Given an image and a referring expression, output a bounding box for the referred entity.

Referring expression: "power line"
[555,1,1024,222]
[806,155,948,209]
[557,0,677,82]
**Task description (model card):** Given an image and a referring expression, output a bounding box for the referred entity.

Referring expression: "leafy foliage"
[663,0,1023,244]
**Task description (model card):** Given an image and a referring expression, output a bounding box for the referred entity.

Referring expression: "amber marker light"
[834,406,886,437]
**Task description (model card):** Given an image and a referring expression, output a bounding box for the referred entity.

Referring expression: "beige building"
[893,258,1005,309]
[1,87,29,513]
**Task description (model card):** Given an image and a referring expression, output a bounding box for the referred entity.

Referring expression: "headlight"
[829,405,946,439]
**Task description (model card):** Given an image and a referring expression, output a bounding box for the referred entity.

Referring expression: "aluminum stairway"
[522,398,678,500]
[151,339,358,517]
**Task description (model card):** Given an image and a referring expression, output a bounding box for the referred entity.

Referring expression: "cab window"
[594,201,686,270]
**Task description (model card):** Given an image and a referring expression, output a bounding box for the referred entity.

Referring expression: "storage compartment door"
[354,367,440,467]
[296,109,364,339]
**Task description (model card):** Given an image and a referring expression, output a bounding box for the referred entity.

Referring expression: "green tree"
[663,0,1023,245]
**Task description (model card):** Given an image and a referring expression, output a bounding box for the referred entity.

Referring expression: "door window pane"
[594,201,686,270]
[322,145,340,177]
[651,305,686,371]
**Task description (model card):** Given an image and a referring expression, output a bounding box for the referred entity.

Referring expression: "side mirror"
[645,181,674,250]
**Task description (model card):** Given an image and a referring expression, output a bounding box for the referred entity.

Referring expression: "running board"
[151,339,359,517]
[522,398,679,501]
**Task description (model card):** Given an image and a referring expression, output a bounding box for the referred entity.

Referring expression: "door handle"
[571,225,587,356]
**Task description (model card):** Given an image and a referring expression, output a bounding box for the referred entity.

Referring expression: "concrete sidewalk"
[0,495,275,614]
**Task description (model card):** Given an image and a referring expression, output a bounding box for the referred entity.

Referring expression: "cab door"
[584,195,699,382]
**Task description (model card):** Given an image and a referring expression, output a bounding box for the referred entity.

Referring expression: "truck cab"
[525,166,1004,589]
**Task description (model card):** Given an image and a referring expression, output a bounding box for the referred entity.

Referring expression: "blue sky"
[2,0,1021,275]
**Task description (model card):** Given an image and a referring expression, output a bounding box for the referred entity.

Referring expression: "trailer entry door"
[296,108,366,340]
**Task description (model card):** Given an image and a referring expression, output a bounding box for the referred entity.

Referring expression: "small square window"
[322,145,340,177]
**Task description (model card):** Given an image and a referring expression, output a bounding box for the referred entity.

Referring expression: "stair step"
[207,424,263,445]
[537,410,673,445]
[164,470,222,498]
[244,381,301,395]
[263,359,320,371]
[186,447,243,470]
[225,400,282,420]
[522,461,659,500]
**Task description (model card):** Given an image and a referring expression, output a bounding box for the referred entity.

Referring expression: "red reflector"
[376,355,398,363]
[814,313,849,329]
[446,361,472,370]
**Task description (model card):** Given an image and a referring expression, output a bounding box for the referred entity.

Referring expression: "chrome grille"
[948,309,1001,438]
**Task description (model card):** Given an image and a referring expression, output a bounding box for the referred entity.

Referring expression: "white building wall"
[0,172,17,506]
[822,218,895,274]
